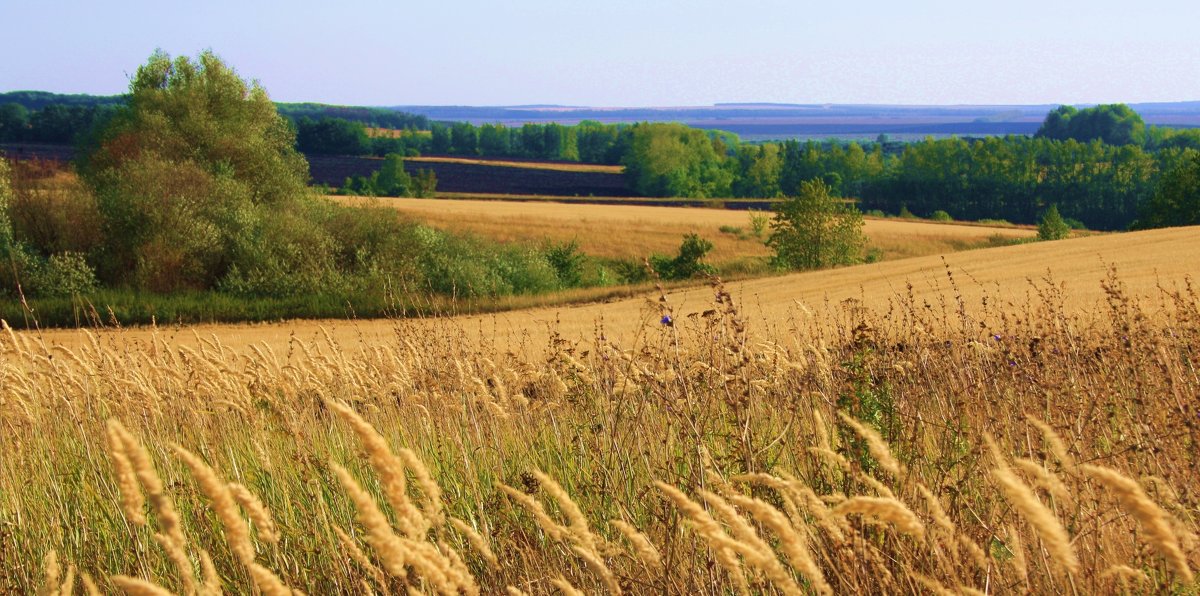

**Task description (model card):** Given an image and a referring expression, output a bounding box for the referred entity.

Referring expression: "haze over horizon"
[2,0,1198,108]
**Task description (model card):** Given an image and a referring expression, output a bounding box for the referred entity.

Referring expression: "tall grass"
[2,273,1198,593]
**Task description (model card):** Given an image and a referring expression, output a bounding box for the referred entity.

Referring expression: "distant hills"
[4,90,1199,142]
[392,102,1200,141]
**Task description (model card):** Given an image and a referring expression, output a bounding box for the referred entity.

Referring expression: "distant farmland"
[307,154,633,196]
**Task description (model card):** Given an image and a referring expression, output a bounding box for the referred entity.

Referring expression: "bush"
[650,233,715,280]
[748,211,769,238]
[1037,205,1071,241]
[930,210,953,222]
[544,240,585,288]
[768,179,865,271]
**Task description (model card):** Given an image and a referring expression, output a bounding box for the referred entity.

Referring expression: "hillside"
[24,226,1197,353]
[336,197,1033,264]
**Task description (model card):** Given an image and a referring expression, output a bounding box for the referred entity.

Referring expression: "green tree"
[1135,152,1200,228]
[1037,204,1071,240]
[650,233,715,280]
[81,50,335,294]
[450,122,478,155]
[374,153,413,197]
[1036,104,1146,146]
[768,179,865,270]
[0,103,28,141]
[430,123,451,154]
[622,123,733,198]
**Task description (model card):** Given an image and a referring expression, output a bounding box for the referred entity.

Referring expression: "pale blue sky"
[2,0,1197,106]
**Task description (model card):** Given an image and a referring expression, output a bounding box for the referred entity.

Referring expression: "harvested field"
[336,196,1034,265]
[24,226,1191,356]
[5,226,1199,594]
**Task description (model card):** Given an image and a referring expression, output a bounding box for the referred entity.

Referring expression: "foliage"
[1135,152,1200,229]
[412,168,438,198]
[649,233,715,280]
[544,239,585,287]
[1037,205,1071,240]
[930,209,952,222]
[79,50,331,294]
[294,116,371,155]
[1035,104,1147,146]
[768,179,866,270]
[623,123,733,198]
[748,211,769,239]
[0,159,98,297]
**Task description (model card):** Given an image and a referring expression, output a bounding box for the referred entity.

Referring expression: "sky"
[2,0,1198,107]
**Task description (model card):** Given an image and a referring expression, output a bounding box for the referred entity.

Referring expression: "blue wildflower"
[660,315,674,326]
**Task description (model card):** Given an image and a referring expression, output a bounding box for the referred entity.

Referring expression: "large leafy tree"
[768,179,865,271]
[81,50,335,293]
[622,123,733,198]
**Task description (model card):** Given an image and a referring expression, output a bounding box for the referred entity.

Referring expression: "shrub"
[650,233,715,280]
[748,211,769,238]
[1038,205,1071,241]
[768,179,865,271]
[544,240,585,288]
[930,210,953,222]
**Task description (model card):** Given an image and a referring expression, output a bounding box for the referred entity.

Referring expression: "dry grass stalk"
[81,574,102,596]
[199,550,221,595]
[327,400,425,538]
[654,481,750,596]
[549,576,585,596]
[989,456,1079,575]
[700,489,803,595]
[105,422,145,525]
[610,519,662,571]
[838,412,902,478]
[107,421,186,549]
[330,463,409,578]
[229,482,280,543]
[174,446,296,594]
[531,470,600,554]
[571,545,622,595]
[1006,524,1029,587]
[334,525,387,585]
[1013,458,1072,503]
[1082,464,1195,582]
[173,447,254,562]
[1099,564,1151,590]
[1025,415,1074,469]
[724,493,832,596]
[398,447,445,529]
[497,483,569,543]
[40,550,59,596]
[505,587,530,596]
[909,572,956,596]
[807,447,852,474]
[833,496,926,539]
[449,517,500,569]
[108,576,175,595]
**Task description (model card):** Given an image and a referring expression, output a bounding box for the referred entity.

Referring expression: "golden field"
[335,197,1035,267]
[3,228,1199,594]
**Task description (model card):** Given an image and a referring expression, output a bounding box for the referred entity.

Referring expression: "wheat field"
[334,197,1035,267]
[3,228,1199,594]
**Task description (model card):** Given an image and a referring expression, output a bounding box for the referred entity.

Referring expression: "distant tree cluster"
[428,120,629,163]
[340,154,437,198]
[275,103,428,130]
[1036,104,1146,146]
[0,101,116,143]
